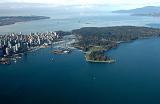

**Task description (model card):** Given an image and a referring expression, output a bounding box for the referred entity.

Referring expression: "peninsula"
[0,16,50,26]
[72,26,160,63]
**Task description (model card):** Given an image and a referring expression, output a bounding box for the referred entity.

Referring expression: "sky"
[1,0,160,9]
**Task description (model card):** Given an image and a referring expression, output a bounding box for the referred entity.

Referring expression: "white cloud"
[1,0,160,7]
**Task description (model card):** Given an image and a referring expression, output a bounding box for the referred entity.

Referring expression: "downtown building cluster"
[0,32,59,57]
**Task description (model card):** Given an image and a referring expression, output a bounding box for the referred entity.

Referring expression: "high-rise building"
[15,44,18,52]
[38,36,41,45]
[0,47,4,57]
[13,46,16,53]
[8,41,12,48]
[5,48,10,56]
[0,39,2,47]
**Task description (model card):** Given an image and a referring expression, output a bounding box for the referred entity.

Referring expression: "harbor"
[0,31,60,65]
[0,33,77,65]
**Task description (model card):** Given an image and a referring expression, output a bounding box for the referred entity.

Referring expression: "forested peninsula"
[0,16,50,26]
[71,26,160,63]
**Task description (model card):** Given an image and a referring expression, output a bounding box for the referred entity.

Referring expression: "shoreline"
[82,36,159,64]
[85,55,115,63]
[0,16,50,27]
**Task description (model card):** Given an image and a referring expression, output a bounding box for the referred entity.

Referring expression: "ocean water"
[1,38,160,104]
[0,13,160,34]
[1,11,160,104]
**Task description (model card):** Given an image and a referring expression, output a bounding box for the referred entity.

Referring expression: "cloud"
[1,0,160,8]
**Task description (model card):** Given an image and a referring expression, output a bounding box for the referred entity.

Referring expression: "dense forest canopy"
[72,26,160,37]
[72,26,160,51]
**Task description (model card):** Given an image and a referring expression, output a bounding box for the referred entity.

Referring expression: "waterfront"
[0,31,63,65]
[1,38,160,103]
[1,11,160,103]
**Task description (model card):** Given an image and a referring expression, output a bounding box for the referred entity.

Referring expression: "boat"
[13,59,17,63]
[13,54,22,59]
[50,58,54,62]
[12,60,16,63]
[63,50,71,54]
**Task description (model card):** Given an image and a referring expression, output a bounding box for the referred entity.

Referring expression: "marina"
[0,34,76,65]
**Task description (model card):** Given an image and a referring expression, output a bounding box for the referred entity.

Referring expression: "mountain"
[113,6,160,14]
[0,3,114,18]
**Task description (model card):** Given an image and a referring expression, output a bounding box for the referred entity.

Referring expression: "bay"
[0,13,159,34]
[1,38,160,104]
[0,12,160,104]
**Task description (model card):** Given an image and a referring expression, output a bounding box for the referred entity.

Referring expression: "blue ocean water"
[1,12,160,104]
[1,38,160,104]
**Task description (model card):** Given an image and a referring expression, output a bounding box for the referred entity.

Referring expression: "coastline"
[0,16,50,27]
[82,36,159,64]
[85,54,115,63]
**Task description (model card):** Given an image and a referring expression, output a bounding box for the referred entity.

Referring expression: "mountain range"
[113,6,160,17]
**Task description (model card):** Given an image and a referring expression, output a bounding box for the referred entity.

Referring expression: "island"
[72,26,160,63]
[0,16,50,26]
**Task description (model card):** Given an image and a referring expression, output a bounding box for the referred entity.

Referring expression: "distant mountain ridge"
[113,6,160,16]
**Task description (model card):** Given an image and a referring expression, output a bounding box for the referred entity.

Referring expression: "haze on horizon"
[1,0,160,9]
[0,0,160,18]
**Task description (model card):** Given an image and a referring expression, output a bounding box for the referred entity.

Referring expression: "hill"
[113,6,160,17]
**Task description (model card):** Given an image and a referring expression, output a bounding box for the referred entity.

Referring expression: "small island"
[0,16,50,26]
